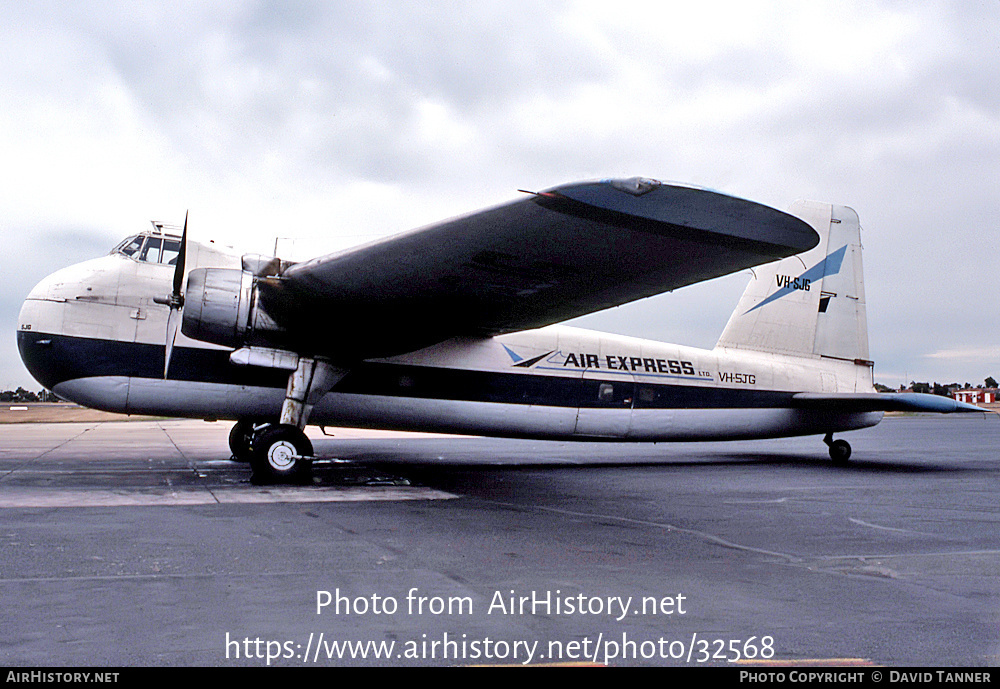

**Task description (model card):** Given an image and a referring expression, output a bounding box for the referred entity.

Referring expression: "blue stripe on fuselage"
[18,330,795,411]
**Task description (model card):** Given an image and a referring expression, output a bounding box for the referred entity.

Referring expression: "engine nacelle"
[181,268,283,348]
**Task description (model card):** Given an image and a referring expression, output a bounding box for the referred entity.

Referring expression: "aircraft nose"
[23,256,118,303]
[18,268,73,389]
[18,290,59,390]
[17,255,122,390]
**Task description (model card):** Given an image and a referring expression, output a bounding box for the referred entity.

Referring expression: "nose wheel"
[824,433,852,465]
[250,424,313,483]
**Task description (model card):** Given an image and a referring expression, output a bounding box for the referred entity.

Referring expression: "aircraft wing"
[792,392,987,413]
[257,178,818,359]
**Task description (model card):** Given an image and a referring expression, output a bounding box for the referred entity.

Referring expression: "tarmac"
[1,411,998,667]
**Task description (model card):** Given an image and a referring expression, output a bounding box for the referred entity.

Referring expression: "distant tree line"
[895,377,999,397]
[909,382,954,396]
[0,388,57,403]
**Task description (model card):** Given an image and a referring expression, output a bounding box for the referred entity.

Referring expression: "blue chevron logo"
[502,344,555,368]
[744,245,848,315]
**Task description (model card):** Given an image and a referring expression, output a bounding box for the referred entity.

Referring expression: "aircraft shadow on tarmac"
[299,437,976,489]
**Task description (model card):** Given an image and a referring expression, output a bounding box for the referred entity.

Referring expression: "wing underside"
[257,179,819,359]
[793,392,986,413]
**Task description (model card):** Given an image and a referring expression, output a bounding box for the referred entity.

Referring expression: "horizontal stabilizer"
[792,392,987,414]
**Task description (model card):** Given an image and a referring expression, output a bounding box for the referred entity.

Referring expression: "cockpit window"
[115,236,144,258]
[140,237,162,263]
[161,239,181,265]
[113,234,183,265]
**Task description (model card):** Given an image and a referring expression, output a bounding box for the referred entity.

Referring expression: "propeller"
[154,211,188,378]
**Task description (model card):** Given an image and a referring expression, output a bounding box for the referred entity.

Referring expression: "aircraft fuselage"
[17,246,881,442]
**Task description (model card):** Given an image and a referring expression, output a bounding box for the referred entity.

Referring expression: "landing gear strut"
[248,357,345,484]
[824,433,852,465]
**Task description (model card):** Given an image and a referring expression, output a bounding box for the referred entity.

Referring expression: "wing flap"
[260,179,818,359]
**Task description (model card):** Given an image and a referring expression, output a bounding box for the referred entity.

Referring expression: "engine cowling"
[181,268,283,348]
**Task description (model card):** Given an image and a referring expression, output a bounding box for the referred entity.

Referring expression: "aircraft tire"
[250,424,313,484]
[829,439,852,465]
[228,420,256,463]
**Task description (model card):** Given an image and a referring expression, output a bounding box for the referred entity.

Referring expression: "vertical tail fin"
[715,200,868,362]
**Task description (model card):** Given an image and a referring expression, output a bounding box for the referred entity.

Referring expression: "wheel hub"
[267,440,298,470]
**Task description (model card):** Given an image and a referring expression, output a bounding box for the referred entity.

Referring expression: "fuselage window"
[598,383,615,402]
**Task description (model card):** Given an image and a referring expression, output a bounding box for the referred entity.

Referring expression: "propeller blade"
[164,210,188,379]
[164,306,181,378]
[172,210,188,299]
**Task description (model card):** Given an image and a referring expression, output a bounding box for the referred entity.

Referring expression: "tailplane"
[715,200,868,362]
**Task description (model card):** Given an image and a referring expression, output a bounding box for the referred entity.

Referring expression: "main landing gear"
[823,432,852,465]
[237,357,346,484]
[228,420,255,463]
[250,424,314,483]
[229,420,315,482]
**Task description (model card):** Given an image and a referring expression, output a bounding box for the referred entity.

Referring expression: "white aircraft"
[17,178,980,482]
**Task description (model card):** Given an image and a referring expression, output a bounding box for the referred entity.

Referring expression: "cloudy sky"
[2,0,998,391]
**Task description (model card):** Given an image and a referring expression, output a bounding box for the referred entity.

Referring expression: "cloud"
[927,347,1000,362]
[2,0,999,390]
